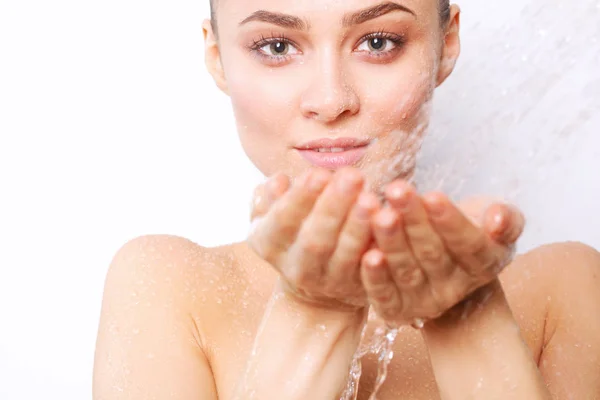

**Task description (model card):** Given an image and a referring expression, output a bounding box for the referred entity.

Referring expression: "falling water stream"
[340,310,402,400]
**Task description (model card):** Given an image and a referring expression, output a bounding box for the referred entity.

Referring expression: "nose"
[300,52,360,123]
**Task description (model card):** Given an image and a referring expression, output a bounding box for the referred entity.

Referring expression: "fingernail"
[425,197,445,217]
[388,185,411,209]
[365,251,384,268]
[491,211,507,233]
[376,209,398,233]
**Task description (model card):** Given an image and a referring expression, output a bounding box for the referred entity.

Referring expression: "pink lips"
[295,138,370,169]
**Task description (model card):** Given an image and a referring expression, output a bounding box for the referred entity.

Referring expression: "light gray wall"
[420,0,600,251]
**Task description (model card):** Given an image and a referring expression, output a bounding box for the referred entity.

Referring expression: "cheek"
[226,60,300,135]
[365,72,435,131]
[358,50,438,189]
[224,60,301,174]
[361,44,438,128]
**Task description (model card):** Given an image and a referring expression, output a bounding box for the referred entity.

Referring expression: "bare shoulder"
[96,234,232,349]
[506,242,600,396]
[101,234,251,322]
[99,235,273,341]
[93,235,247,399]
[502,241,600,298]
[499,241,600,363]
[104,235,230,302]
[513,241,600,319]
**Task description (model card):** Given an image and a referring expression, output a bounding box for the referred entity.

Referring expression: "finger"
[371,206,424,288]
[327,191,379,295]
[482,202,525,245]
[293,168,364,283]
[457,196,497,226]
[361,249,404,323]
[250,173,290,221]
[248,169,331,264]
[422,192,505,277]
[385,181,454,281]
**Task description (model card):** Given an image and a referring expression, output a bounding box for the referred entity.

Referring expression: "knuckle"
[301,237,335,258]
[387,252,413,268]
[462,234,488,256]
[394,268,423,288]
[272,213,299,239]
[289,266,317,288]
[415,243,445,265]
[323,280,350,298]
[336,233,363,257]
[373,289,393,304]
[330,258,355,278]
[370,284,397,306]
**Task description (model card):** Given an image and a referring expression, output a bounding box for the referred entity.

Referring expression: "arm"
[232,280,366,400]
[422,241,600,399]
[536,242,600,398]
[92,235,218,400]
[422,279,551,400]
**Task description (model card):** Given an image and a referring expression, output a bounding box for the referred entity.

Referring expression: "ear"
[202,19,229,95]
[436,5,461,87]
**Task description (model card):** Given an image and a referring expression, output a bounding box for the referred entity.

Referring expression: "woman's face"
[204,0,460,192]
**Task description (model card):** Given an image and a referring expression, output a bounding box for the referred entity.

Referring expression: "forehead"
[217,0,438,24]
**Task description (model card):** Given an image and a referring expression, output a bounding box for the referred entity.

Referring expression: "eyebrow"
[343,2,417,26]
[239,1,416,31]
[239,10,308,30]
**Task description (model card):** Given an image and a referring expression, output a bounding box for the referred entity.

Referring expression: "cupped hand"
[360,181,524,327]
[247,168,381,309]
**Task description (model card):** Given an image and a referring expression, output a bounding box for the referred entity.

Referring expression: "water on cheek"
[360,97,434,194]
[356,54,439,191]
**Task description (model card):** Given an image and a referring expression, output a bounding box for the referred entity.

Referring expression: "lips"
[295,137,371,169]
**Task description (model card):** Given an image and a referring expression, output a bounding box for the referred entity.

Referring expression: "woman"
[93,0,600,399]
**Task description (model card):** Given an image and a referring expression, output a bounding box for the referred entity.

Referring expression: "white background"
[0,0,598,399]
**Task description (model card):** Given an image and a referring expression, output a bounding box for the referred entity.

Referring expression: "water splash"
[340,310,402,400]
[367,325,399,400]
[339,325,369,400]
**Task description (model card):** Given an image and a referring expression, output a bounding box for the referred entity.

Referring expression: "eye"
[355,32,405,54]
[255,39,300,57]
[263,41,289,56]
[357,37,395,52]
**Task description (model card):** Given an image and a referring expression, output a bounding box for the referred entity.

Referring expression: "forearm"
[422,280,551,400]
[233,280,367,400]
